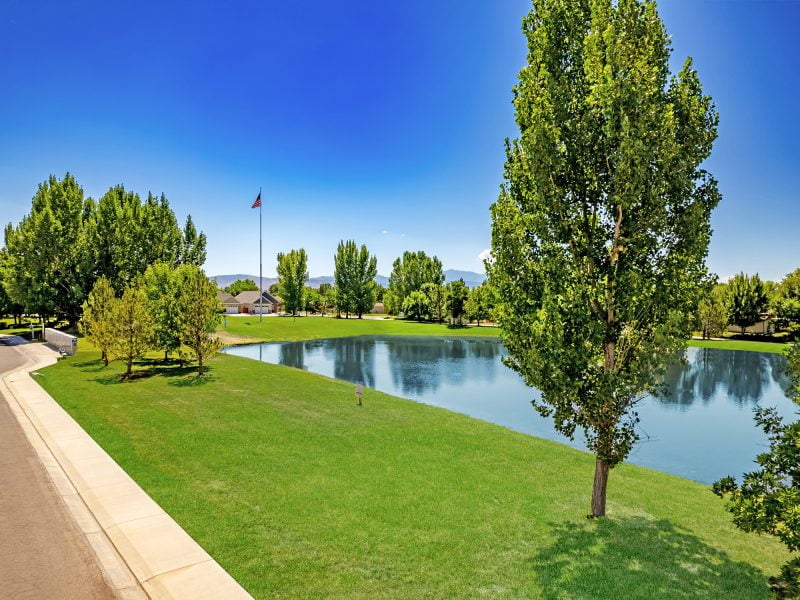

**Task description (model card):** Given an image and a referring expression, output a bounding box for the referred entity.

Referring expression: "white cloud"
[381,230,389,235]
[478,248,493,263]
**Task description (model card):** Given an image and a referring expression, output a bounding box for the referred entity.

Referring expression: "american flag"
[251,191,262,208]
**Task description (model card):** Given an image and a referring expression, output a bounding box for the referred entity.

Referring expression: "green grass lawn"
[219,315,794,358]
[689,338,791,355]
[38,348,787,599]
[218,315,500,343]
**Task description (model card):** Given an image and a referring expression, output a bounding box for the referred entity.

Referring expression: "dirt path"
[0,340,115,600]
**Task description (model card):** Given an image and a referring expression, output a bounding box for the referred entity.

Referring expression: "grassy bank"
[218,315,793,357]
[689,338,791,355]
[38,348,786,598]
[217,315,500,344]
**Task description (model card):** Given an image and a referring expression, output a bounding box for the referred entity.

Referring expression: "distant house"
[370,302,385,314]
[235,290,281,314]
[216,291,240,314]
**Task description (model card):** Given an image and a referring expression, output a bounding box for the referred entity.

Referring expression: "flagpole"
[259,187,263,323]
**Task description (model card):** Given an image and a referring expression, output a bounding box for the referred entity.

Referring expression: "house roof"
[235,290,280,305]
[216,291,238,304]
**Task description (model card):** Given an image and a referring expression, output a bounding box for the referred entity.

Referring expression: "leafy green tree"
[277,249,309,316]
[388,251,444,311]
[488,0,719,516]
[1,174,90,325]
[775,268,800,336]
[86,186,185,291]
[402,290,430,322]
[81,276,117,366]
[141,263,182,360]
[304,287,322,314]
[225,278,259,297]
[176,267,222,375]
[445,279,469,324]
[697,283,730,339]
[422,282,447,322]
[383,289,400,315]
[318,283,333,316]
[107,285,155,378]
[179,214,207,266]
[334,240,378,318]
[466,283,495,326]
[268,282,280,294]
[714,342,800,597]
[728,273,768,334]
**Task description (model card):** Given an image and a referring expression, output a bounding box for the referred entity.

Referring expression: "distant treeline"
[239,245,495,324]
[697,271,800,338]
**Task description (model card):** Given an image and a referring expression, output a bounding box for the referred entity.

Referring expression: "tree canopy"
[728,273,768,334]
[334,240,378,318]
[388,251,444,315]
[277,248,309,316]
[0,174,206,323]
[225,278,259,297]
[775,268,800,336]
[488,0,719,516]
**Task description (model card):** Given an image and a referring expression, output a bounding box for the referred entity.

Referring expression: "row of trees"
[268,243,495,323]
[0,174,206,326]
[697,269,800,338]
[83,263,221,377]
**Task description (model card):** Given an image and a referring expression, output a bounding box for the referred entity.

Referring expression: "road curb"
[1,341,252,600]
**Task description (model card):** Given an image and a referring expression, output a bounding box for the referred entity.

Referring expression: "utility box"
[44,328,78,356]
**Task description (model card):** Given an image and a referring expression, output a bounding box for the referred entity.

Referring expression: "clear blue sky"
[1,1,797,280]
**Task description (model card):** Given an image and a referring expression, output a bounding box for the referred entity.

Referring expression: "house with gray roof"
[216,291,240,314]
[234,290,281,314]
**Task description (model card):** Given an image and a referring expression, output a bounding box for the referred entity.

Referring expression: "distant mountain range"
[212,270,486,290]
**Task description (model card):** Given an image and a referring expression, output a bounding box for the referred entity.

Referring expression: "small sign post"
[355,383,363,407]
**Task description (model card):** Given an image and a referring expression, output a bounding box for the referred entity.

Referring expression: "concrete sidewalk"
[1,338,252,599]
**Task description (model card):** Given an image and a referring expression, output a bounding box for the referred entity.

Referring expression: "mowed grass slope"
[37,348,787,598]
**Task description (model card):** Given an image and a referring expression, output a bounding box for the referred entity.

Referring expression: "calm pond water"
[223,336,795,484]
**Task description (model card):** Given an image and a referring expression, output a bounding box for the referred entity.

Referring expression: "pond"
[222,336,795,484]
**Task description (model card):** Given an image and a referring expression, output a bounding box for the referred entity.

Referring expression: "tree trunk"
[591,459,610,517]
[102,350,108,367]
[126,357,133,378]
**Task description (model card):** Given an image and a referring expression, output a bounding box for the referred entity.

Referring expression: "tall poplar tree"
[489,0,720,516]
[277,249,309,316]
[334,240,378,318]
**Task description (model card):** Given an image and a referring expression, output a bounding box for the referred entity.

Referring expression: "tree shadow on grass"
[88,359,215,387]
[70,359,108,373]
[530,517,770,599]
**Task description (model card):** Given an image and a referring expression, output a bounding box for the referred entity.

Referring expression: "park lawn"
[218,315,500,343]
[219,315,793,358]
[37,348,788,599]
[689,338,791,355]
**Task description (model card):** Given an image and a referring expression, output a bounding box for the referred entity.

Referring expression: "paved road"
[0,339,115,600]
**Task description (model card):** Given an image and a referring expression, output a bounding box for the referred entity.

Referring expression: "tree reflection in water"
[660,347,788,409]
[385,337,500,396]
